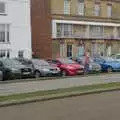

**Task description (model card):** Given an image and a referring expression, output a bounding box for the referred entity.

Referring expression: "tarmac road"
[0,91,120,120]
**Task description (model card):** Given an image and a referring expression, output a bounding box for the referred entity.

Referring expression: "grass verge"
[0,82,120,106]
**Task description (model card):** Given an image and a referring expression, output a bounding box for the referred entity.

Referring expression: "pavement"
[0,73,120,96]
[0,91,120,120]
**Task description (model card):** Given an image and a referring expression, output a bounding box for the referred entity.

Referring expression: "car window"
[116,55,120,59]
[51,60,58,64]
[58,58,75,64]
[94,58,104,62]
[1,59,22,66]
[0,62,3,67]
[32,59,49,66]
[48,60,59,64]
[39,60,49,66]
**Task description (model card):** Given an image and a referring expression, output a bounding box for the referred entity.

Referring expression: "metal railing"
[56,32,120,40]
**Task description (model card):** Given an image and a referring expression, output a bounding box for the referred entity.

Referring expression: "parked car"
[47,58,84,76]
[111,54,120,62]
[15,58,34,70]
[75,56,101,73]
[0,71,3,81]
[31,59,61,78]
[0,58,33,80]
[93,57,120,72]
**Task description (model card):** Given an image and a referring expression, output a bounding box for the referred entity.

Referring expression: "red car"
[47,58,84,76]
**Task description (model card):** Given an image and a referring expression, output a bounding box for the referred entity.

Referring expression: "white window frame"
[0,24,10,43]
[64,0,71,15]
[78,0,84,16]
[94,3,100,16]
[57,23,72,38]
[90,26,104,38]
[107,4,112,18]
[0,1,6,15]
[0,50,10,58]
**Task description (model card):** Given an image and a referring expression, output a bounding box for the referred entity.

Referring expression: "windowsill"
[0,42,10,44]
[0,13,7,16]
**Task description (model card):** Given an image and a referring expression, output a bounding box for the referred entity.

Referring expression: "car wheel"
[61,70,67,76]
[107,67,112,73]
[34,71,41,78]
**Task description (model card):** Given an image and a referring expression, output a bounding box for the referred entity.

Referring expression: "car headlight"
[43,68,50,72]
[11,68,20,72]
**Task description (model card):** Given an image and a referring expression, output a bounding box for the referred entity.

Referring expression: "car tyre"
[61,70,67,76]
[107,67,112,73]
[34,71,41,78]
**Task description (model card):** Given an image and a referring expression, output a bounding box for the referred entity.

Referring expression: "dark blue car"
[93,57,120,72]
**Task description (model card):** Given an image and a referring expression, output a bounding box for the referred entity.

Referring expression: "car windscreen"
[32,59,49,66]
[1,59,22,66]
[77,57,94,63]
[104,57,114,62]
[58,58,76,64]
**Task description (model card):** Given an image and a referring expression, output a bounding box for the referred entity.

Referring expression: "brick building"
[31,0,52,58]
[31,0,120,58]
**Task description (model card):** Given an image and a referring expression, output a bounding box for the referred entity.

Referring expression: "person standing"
[84,51,90,74]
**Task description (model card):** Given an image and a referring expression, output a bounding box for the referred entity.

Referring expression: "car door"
[116,55,120,61]
[0,61,4,72]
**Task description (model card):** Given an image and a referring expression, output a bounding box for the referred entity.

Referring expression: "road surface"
[0,91,120,120]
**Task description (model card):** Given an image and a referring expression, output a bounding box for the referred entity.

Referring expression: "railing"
[56,32,120,40]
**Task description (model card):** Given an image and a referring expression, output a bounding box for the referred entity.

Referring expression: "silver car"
[31,59,61,78]
[75,56,101,73]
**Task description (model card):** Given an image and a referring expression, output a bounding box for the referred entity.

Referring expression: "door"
[67,44,72,57]
[78,46,84,56]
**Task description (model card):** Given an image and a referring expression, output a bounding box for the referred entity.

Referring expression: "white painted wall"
[0,0,31,58]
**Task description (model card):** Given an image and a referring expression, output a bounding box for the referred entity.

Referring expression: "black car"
[0,71,3,81]
[0,58,33,80]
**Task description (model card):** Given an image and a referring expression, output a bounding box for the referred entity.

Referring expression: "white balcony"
[56,32,120,40]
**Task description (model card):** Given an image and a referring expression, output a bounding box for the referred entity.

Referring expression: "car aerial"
[0,58,33,80]
[93,56,120,72]
[31,59,61,78]
[47,58,84,76]
[75,56,101,73]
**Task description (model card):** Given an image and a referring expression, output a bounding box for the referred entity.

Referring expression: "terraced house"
[0,0,32,58]
[31,0,120,58]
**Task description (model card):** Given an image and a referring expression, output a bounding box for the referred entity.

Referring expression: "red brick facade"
[31,0,52,58]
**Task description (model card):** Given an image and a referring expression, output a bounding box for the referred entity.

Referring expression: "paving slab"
[0,74,120,96]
